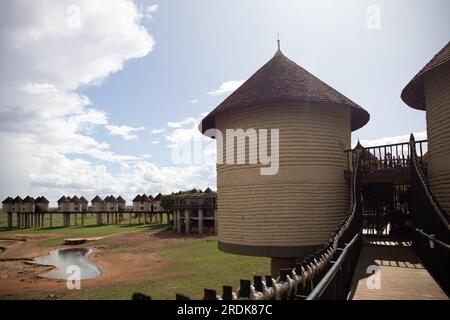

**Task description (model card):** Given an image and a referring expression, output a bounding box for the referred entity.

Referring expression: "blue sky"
[82,0,449,161]
[0,0,449,204]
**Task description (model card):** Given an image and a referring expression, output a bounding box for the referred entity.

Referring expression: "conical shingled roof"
[57,196,67,204]
[23,196,35,203]
[71,196,81,204]
[140,194,151,202]
[91,195,104,203]
[154,193,163,201]
[133,195,141,202]
[37,196,49,203]
[116,196,126,203]
[106,195,117,202]
[2,197,13,204]
[401,41,450,110]
[200,49,369,133]
[80,196,88,203]
[13,196,23,203]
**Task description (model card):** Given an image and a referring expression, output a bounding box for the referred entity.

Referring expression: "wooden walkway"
[349,239,448,300]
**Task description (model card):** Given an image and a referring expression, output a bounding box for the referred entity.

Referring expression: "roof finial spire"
[277,32,280,51]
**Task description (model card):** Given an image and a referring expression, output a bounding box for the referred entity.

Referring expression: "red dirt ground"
[0,230,180,299]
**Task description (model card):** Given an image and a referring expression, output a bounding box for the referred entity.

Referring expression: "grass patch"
[58,237,270,300]
[0,212,168,238]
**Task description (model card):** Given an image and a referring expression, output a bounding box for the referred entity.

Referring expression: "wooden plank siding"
[349,239,448,300]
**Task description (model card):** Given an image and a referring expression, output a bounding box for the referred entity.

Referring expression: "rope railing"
[167,152,364,301]
[409,135,450,228]
[409,134,450,295]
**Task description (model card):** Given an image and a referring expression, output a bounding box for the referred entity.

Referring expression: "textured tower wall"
[105,201,118,212]
[58,202,68,212]
[36,203,49,211]
[92,202,104,212]
[424,62,450,213]
[2,203,12,212]
[69,202,82,212]
[216,104,351,256]
[22,203,35,212]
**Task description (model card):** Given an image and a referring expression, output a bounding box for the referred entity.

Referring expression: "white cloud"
[207,80,245,96]
[150,139,160,145]
[0,0,156,200]
[144,4,159,19]
[167,117,197,128]
[164,114,217,169]
[105,124,145,141]
[355,131,427,148]
[151,128,166,134]
[0,1,216,204]
[189,99,199,104]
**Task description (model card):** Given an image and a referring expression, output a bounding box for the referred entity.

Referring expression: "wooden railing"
[409,134,450,295]
[346,139,428,172]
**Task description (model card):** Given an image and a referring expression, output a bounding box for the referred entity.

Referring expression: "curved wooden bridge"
[349,239,447,300]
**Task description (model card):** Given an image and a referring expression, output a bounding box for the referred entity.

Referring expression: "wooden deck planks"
[349,239,448,300]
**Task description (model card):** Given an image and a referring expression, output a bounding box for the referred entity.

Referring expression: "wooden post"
[50,213,53,228]
[138,212,141,224]
[7,212,12,229]
[270,258,297,278]
[185,209,190,233]
[159,213,163,224]
[81,213,85,226]
[176,210,181,233]
[174,211,177,231]
[75,213,78,226]
[129,212,132,225]
[198,209,204,235]
[214,209,218,235]
[144,212,148,224]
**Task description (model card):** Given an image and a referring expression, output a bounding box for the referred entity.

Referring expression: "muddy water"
[35,248,101,280]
